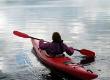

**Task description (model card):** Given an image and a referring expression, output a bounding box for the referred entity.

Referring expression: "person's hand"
[67,47,74,56]
[69,47,74,53]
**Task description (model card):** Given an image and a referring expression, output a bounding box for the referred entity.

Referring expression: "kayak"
[31,39,98,80]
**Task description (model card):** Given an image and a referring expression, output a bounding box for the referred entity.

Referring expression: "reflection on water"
[0,0,110,80]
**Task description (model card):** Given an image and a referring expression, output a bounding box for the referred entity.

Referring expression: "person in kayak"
[39,32,74,57]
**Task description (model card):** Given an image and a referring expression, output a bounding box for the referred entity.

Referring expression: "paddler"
[39,32,74,57]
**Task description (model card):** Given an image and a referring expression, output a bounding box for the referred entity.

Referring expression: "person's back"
[39,32,74,56]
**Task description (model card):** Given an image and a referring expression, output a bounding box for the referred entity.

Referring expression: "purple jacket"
[39,40,74,56]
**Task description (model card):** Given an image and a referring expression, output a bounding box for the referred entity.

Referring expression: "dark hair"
[52,32,62,43]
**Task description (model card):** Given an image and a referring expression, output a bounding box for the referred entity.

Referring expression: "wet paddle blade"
[80,49,95,57]
[13,31,31,38]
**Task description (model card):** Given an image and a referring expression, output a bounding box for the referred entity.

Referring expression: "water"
[0,0,110,80]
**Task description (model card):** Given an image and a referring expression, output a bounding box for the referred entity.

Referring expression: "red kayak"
[31,39,98,80]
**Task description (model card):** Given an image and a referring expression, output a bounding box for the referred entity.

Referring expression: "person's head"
[52,32,62,43]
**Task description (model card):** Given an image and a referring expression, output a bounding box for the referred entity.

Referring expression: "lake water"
[0,0,110,80]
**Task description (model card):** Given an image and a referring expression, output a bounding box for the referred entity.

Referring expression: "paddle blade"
[80,49,95,57]
[13,31,30,38]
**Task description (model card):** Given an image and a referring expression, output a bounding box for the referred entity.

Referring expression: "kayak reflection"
[80,56,95,65]
[41,70,83,80]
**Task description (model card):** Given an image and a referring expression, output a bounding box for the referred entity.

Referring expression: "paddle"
[74,49,95,57]
[13,31,95,57]
[13,31,40,40]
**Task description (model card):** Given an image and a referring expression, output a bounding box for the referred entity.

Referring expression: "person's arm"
[39,39,49,50]
[63,43,74,56]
